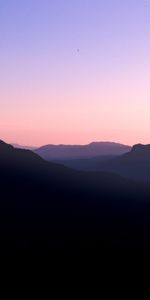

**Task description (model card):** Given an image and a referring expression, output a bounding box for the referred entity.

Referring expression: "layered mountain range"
[34,142,131,160]
[34,141,150,181]
[1,139,150,255]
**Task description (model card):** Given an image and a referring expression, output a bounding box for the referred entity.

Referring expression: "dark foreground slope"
[0,140,150,256]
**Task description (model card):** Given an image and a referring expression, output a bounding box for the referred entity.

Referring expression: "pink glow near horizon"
[1,68,150,147]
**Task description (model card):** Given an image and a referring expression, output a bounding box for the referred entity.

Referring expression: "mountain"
[1,139,150,255]
[52,155,116,171]
[12,143,36,150]
[34,142,131,161]
[102,143,150,181]
[55,144,150,181]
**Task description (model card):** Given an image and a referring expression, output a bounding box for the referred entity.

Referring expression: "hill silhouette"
[12,143,36,150]
[100,143,150,181]
[1,140,150,256]
[34,141,130,160]
[52,155,116,171]
[53,144,150,181]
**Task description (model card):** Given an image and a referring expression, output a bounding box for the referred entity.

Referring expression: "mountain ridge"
[12,143,36,150]
[34,141,131,160]
[54,143,150,181]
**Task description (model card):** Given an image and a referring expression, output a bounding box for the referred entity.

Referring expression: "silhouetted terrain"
[53,155,117,171]
[12,143,36,150]
[55,144,150,181]
[100,144,150,181]
[34,142,130,160]
[1,140,150,256]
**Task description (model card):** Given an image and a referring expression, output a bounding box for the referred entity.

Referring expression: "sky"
[0,0,150,146]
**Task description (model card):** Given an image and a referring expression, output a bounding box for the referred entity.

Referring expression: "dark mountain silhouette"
[34,142,130,161]
[1,140,150,256]
[52,155,116,171]
[102,143,150,181]
[54,144,150,181]
[12,143,36,150]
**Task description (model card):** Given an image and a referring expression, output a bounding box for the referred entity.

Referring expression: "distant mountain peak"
[131,144,150,152]
[35,141,131,161]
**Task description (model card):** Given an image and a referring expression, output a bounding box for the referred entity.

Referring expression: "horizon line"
[1,138,137,148]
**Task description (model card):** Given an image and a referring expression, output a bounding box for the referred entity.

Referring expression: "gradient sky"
[0,0,150,146]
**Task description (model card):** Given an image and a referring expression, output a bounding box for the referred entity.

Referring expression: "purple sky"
[0,0,150,146]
